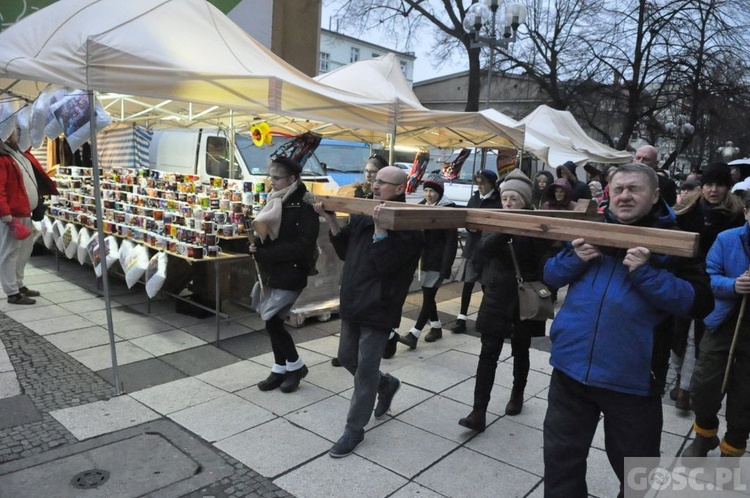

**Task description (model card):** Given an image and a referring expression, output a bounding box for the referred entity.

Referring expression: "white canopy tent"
[314,54,525,150]
[519,105,632,166]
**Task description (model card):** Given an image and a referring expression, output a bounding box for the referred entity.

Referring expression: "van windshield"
[235,135,326,176]
[314,141,371,173]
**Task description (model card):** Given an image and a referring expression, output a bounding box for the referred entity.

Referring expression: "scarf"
[252,180,300,241]
[0,141,38,209]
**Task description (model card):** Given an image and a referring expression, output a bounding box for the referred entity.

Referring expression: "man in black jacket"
[635,145,678,206]
[315,166,424,458]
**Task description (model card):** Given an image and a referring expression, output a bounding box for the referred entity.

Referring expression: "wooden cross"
[314,195,699,258]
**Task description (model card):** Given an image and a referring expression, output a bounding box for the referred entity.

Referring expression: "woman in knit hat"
[669,162,745,411]
[541,178,577,210]
[459,169,555,431]
[532,170,554,209]
[398,174,458,349]
[450,168,501,334]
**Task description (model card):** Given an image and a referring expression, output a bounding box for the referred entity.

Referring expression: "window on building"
[400,60,407,74]
[372,52,380,59]
[350,47,360,63]
[319,52,330,73]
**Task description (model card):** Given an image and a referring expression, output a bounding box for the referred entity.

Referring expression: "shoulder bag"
[508,238,554,321]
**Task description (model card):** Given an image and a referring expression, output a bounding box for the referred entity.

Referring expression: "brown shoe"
[675,389,691,411]
[7,293,35,305]
[505,387,525,416]
[458,409,486,432]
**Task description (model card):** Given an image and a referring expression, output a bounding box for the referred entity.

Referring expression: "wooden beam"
[463,210,698,258]
[314,195,424,216]
[315,195,697,257]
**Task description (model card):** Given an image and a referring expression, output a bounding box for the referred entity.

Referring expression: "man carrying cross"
[541,163,714,498]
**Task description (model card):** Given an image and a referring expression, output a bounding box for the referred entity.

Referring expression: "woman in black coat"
[459,169,554,432]
[668,163,744,410]
[250,156,320,394]
[399,175,458,349]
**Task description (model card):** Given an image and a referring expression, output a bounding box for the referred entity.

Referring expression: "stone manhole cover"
[71,469,110,489]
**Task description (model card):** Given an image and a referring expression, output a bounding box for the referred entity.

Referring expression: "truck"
[146,127,339,192]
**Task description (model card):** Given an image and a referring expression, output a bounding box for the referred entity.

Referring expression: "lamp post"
[463,0,527,109]
[662,113,695,176]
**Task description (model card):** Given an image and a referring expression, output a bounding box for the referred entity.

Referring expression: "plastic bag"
[119,239,134,270]
[41,217,55,249]
[88,234,119,277]
[49,90,111,152]
[52,219,65,252]
[32,86,69,145]
[124,244,149,289]
[0,99,20,142]
[145,252,168,298]
[250,281,300,321]
[15,106,31,152]
[62,223,79,259]
[77,228,91,265]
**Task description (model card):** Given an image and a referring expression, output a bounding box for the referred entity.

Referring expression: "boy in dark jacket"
[315,166,424,458]
[542,163,714,497]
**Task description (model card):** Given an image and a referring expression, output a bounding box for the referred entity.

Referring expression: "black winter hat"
[700,163,732,187]
[423,174,445,198]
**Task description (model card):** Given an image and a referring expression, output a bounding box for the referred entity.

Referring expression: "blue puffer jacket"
[704,223,750,331]
[543,204,714,396]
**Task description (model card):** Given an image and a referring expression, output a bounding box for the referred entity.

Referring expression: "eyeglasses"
[373,179,401,187]
[269,174,291,181]
[363,169,379,176]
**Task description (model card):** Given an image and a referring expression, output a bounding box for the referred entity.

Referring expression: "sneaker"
[280,365,308,393]
[383,332,399,359]
[398,332,418,350]
[331,357,342,367]
[257,372,285,391]
[329,432,364,458]
[7,294,35,305]
[424,328,442,342]
[18,286,40,297]
[374,376,401,418]
[451,319,466,334]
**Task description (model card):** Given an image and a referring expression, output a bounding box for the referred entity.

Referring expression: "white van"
[148,128,339,192]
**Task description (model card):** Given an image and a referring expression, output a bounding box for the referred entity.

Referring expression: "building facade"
[319,28,416,83]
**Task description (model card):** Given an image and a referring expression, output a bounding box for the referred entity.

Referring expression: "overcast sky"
[321,1,466,83]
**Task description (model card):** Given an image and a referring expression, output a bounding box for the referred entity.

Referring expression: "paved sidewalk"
[0,252,738,497]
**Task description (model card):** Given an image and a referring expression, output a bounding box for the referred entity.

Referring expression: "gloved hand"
[1,215,12,224]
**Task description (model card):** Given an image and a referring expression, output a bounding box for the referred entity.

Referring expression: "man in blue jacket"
[682,191,750,458]
[315,166,424,458]
[542,163,714,498]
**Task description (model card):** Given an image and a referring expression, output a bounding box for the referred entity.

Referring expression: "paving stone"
[236,381,334,417]
[160,344,241,377]
[129,329,206,356]
[216,418,330,478]
[396,395,478,444]
[44,326,119,353]
[0,372,21,399]
[69,342,153,371]
[196,360,271,392]
[57,297,125,314]
[0,396,42,430]
[4,304,74,324]
[274,453,407,498]
[96,358,188,393]
[415,447,540,498]
[184,321,254,343]
[466,416,545,477]
[24,315,97,336]
[49,395,160,440]
[390,361,471,394]
[169,394,275,443]
[217,330,273,359]
[284,395,352,442]
[130,377,226,415]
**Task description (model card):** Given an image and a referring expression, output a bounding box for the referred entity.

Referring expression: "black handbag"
[30,167,48,221]
[508,239,554,321]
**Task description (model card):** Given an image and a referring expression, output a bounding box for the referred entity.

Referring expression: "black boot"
[451,319,466,334]
[424,328,442,342]
[675,389,691,411]
[669,374,681,401]
[458,409,486,432]
[280,365,308,393]
[383,332,399,359]
[257,372,285,392]
[505,386,525,416]
[398,332,419,350]
[682,434,720,457]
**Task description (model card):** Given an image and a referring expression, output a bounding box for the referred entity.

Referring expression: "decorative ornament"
[251,122,272,147]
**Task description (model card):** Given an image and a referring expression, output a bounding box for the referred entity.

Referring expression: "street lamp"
[463,0,527,109]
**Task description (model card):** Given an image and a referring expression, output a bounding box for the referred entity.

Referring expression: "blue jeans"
[338,320,395,437]
[543,369,662,498]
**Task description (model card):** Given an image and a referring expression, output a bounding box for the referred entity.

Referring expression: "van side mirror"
[320,162,327,174]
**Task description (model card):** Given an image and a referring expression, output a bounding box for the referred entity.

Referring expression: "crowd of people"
[3,131,749,496]
[251,147,750,497]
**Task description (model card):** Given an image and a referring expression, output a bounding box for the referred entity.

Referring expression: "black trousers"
[691,350,750,449]
[543,370,662,498]
[415,286,440,330]
[473,323,531,411]
[266,314,299,366]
